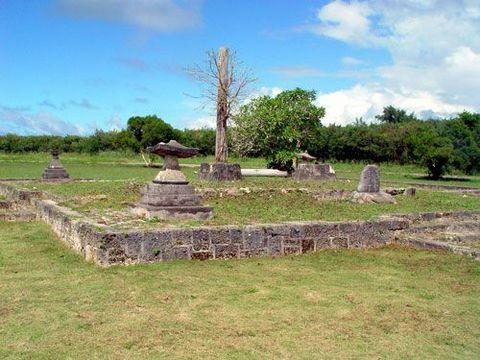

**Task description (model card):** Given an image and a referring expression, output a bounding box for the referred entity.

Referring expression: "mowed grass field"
[1,221,480,359]
[1,152,479,228]
[2,152,480,188]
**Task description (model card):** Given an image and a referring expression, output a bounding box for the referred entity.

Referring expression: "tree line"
[232,89,480,179]
[1,89,479,179]
[0,116,216,157]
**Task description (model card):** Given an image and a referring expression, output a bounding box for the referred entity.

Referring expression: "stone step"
[399,236,480,260]
[406,220,480,233]
[394,214,480,260]
[398,230,478,243]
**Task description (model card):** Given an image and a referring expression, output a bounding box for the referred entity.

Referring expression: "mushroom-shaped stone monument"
[351,165,395,204]
[131,140,213,220]
[148,140,198,171]
[42,150,69,181]
[292,151,336,181]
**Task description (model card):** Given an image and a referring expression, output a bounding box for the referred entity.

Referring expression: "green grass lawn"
[8,177,479,228]
[1,221,479,358]
[1,152,480,188]
[59,189,479,229]
[2,152,479,228]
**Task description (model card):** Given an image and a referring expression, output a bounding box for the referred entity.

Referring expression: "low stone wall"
[99,217,409,265]
[1,181,477,266]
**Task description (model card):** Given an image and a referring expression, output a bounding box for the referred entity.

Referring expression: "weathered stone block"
[283,245,302,255]
[198,163,242,181]
[192,228,211,251]
[331,236,349,248]
[244,226,267,250]
[289,223,306,238]
[264,224,291,237]
[315,237,331,250]
[214,244,240,259]
[229,228,244,244]
[141,231,172,261]
[293,163,336,181]
[266,237,283,256]
[304,222,337,239]
[164,245,192,261]
[301,238,315,253]
[192,250,213,260]
[209,227,232,245]
[170,228,193,246]
[357,165,380,193]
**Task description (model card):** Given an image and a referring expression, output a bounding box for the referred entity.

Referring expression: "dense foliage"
[231,90,479,178]
[1,101,479,178]
[309,112,479,178]
[0,115,216,156]
[232,88,325,171]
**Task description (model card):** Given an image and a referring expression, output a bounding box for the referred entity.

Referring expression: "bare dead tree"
[185,47,256,162]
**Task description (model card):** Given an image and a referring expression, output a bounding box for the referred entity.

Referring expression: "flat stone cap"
[148,140,199,158]
[296,151,316,162]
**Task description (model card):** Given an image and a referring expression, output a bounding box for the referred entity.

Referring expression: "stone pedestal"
[131,169,213,220]
[42,150,69,181]
[198,163,242,181]
[293,163,336,181]
[351,164,395,204]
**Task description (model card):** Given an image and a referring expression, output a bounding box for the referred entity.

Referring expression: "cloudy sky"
[1,0,479,135]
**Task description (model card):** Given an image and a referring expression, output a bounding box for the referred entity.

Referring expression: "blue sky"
[1,0,479,135]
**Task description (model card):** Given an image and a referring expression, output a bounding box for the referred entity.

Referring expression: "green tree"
[232,88,325,171]
[126,115,176,149]
[407,122,454,179]
[182,128,216,155]
[375,105,417,124]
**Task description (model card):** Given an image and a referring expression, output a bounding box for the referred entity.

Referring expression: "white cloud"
[56,0,202,32]
[302,0,480,123]
[305,0,383,46]
[0,107,85,135]
[316,84,472,126]
[250,86,283,98]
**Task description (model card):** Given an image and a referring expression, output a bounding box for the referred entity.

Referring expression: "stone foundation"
[2,182,478,267]
[293,163,336,181]
[198,163,242,181]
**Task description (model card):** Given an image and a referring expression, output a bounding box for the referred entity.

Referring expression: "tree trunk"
[215,47,229,163]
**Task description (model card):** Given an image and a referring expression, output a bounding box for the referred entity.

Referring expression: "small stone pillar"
[198,163,242,181]
[132,141,213,220]
[357,165,380,192]
[351,165,395,204]
[42,150,69,181]
[292,151,336,181]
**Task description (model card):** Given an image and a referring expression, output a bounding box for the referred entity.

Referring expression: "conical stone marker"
[42,150,69,181]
